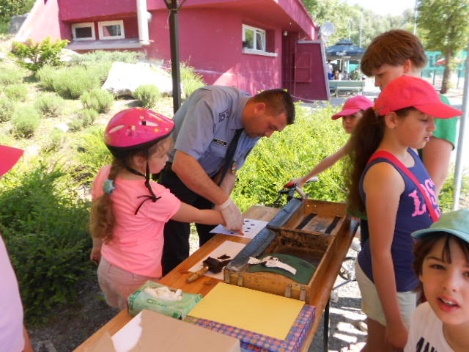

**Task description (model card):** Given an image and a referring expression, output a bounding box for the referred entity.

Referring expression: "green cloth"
[246,253,316,284]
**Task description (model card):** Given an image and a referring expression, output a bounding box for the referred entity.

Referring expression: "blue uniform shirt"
[170,86,259,177]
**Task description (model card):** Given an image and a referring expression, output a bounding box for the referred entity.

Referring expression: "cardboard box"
[86,310,240,352]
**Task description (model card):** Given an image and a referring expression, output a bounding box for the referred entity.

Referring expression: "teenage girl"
[89,108,225,310]
[345,76,462,351]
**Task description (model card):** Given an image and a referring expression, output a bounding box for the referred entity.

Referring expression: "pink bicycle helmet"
[104,107,174,157]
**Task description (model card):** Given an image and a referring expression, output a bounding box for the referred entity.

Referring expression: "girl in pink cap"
[89,108,225,310]
[345,76,462,352]
[289,95,373,188]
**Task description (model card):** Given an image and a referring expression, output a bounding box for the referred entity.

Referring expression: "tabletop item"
[127,281,202,319]
[187,256,231,283]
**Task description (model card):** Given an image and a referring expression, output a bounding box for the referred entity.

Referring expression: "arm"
[90,238,102,263]
[172,150,229,206]
[23,326,33,352]
[364,163,408,350]
[171,202,225,226]
[421,137,453,195]
[293,143,348,188]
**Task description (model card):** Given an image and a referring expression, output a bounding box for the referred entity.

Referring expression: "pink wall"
[58,0,136,21]
[147,9,284,94]
[15,0,61,43]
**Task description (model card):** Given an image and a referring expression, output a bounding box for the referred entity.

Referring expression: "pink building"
[16,0,329,100]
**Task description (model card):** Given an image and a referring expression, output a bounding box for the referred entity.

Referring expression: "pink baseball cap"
[331,96,373,120]
[374,75,462,118]
[0,145,24,177]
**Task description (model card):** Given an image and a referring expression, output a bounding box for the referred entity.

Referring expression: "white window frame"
[71,22,95,41]
[98,20,125,40]
[242,24,266,53]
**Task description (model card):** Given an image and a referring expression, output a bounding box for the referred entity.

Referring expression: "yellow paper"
[188,283,304,340]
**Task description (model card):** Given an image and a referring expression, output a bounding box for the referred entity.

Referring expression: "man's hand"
[218,197,244,233]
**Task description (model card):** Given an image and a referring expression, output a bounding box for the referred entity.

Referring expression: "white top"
[405,302,454,352]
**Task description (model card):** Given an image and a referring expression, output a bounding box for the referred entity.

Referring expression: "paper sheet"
[188,283,304,340]
[188,241,246,280]
[210,218,268,239]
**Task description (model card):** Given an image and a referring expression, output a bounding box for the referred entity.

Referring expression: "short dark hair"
[252,89,295,125]
[361,29,427,77]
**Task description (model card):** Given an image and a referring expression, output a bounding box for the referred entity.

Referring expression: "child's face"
[342,111,363,134]
[420,238,469,327]
[371,63,407,90]
[148,138,172,174]
[392,110,436,150]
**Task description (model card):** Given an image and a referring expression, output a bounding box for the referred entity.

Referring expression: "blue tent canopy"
[326,39,365,60]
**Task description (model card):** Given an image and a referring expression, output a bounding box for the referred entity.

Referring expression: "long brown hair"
[344,107,416,215]
[89,138,171,242]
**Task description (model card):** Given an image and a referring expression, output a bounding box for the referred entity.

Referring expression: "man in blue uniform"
[159,86,295,274]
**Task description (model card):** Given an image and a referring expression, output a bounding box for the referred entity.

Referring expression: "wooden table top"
[74,205,355,352]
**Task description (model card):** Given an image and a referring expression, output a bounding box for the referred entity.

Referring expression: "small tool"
[186,256,231,283]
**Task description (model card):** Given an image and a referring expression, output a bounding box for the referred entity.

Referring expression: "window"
[242,25,266,52]
[98,20,125,40]
[72,22,95,41]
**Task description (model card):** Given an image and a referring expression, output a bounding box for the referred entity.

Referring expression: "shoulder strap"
[368,150,439,222]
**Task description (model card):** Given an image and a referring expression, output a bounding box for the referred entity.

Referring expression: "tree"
[417,0,469,93]
[0,0,34,22]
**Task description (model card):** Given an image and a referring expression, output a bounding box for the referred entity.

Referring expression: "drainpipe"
[137,0,150,45]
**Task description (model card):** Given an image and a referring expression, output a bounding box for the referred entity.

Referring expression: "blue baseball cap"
[412,209,469,243]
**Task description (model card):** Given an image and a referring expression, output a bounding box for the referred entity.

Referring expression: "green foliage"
[35,93,65,117]
[0,162,91,324]
[51,66,100,99]
[43,128,65,153]
[0,68,23,86]
[0,0,34,22]
[80,88,114,113]
[11,105,41,138]
[69,50,143,66]
[11,37,69,72]
[181,62,205,97]
[134,84,161,108]
[417,0,469,93]
[35,65,57,91]
[232,103,348,211]
[0,96,15,122]
[69,109,98,132]
[5,83,28,101]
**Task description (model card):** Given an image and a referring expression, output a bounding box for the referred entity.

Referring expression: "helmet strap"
[129,153,161,215]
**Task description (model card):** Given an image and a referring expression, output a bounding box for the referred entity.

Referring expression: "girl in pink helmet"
[89,108,225,310]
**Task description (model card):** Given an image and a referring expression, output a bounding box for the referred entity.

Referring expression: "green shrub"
[0,163,91,324]
[69,50,143,66]
[34,93,64,117]
[5,83,28,101]
[0,68,24,86]
[43,128,65,153]
[134,84,161,108]
[68,109,98,132]
[11,37,69,72]
[11,106,41,138]
[0,97,15,122]
[35,65,57,91]
[52,66,100,99]
[80,88,114,113]
[232,103,348,211]
[181,63,205,97]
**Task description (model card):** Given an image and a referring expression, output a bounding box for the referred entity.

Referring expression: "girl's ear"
[403,59,413,74]
[384,111,399,128]
[132,154,147,168]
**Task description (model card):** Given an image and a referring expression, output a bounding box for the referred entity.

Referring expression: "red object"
[331,96,373,120]
[374,76,462,118]
[105,108,174,155]
[0,145,24,177]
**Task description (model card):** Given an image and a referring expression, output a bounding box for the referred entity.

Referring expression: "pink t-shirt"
[0,236,25,352]
[93,165,181,278]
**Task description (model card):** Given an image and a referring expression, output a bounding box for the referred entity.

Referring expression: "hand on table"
[218,197,244,235]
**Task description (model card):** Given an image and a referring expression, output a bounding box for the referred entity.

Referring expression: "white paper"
[210,218,268,239]
[189,241,246,280]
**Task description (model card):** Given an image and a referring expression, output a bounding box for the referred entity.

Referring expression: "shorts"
[355,261,417,327]
[97,257,159,310]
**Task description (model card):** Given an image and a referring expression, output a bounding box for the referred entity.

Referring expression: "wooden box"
[224,198,355,304]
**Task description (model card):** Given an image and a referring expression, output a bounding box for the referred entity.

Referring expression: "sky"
[343,0,415,16]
